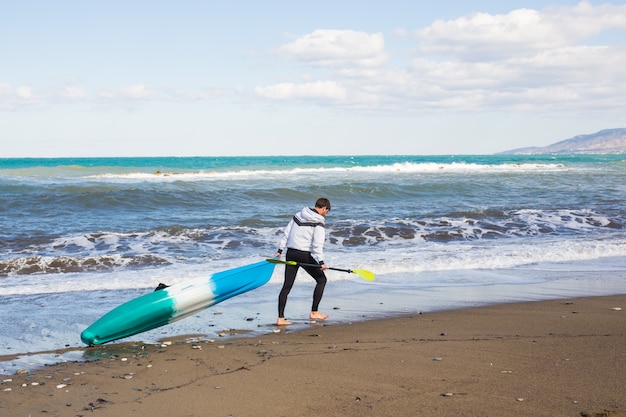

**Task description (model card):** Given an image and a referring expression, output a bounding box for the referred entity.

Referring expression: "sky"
[1,1,625,157]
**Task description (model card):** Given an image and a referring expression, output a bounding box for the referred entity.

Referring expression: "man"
[274,198,331,325]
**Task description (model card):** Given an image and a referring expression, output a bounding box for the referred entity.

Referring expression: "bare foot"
[310,311,329,320]
[276,318,293,326]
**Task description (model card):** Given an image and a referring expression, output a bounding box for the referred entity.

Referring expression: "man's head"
[315,198,331,216]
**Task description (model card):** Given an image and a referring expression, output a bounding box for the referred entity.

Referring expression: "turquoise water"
[1,154,625,371]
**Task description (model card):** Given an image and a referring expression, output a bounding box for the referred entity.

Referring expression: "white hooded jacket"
[278,206,326,263]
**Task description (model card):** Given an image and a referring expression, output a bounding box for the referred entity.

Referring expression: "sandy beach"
[1,294,624,417]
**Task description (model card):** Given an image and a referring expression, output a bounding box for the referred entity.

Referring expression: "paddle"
[266,258,375,281]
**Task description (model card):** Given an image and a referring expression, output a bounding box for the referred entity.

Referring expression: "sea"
[1,154,625,374]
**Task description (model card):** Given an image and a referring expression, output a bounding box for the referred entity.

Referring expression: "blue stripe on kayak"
[80,260,275,345]
[209,260,276,304]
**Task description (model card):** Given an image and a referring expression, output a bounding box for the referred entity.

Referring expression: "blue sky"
[2,1,625,157]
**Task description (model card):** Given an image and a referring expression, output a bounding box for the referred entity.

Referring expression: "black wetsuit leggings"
[278,248,327,318]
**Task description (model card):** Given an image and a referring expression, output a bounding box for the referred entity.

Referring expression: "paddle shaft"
[266,258,374,281]
[295,262,352,274]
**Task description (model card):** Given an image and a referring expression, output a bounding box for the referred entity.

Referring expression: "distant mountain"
[498,128,626,155]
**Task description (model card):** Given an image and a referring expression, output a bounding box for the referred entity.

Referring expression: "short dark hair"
[315,198,331,211]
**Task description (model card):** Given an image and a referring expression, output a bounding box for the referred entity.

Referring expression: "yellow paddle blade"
[353,269,375,281]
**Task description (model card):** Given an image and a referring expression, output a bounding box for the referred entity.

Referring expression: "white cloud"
[392,28,408,37]
[99,84,156,100]
[61,86,87,99]
[1,81,231,111]
[254,81,347,101]
[511,44,626,83]
[97,85,228,103]
[16,86,36,100]
[403,0,626,111]
[257,3,626,114]
[0,84,41,110]
[417,2,626,60]
[277,29,388,67]
[418,9,567,60]
[171,88,229,100]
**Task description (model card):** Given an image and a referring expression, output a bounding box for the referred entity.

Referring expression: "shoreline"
[2,294,624,417]
[4,256,626,363]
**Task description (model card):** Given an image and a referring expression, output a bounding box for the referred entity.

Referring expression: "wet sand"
[1,294,624,417]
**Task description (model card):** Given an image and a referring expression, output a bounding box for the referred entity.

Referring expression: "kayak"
[81,260,275,345]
